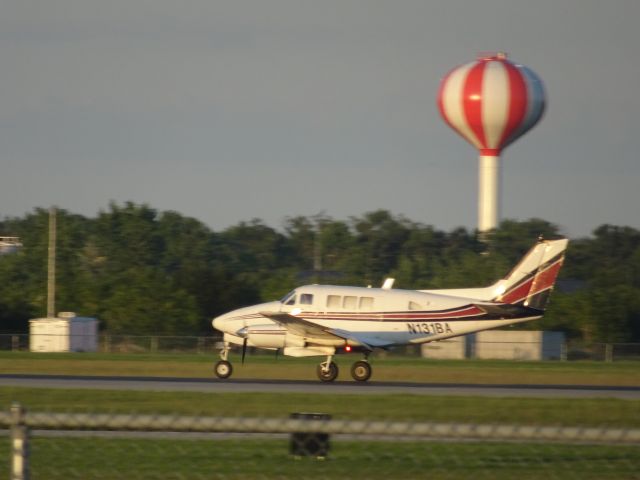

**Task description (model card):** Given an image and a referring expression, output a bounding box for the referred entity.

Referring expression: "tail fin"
[491,238,568,310]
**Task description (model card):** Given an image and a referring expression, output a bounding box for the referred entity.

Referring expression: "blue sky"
[1,1,639,238]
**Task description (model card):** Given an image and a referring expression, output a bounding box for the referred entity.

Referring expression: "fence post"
[102,334,111,353]
[10,403,29,480]
[605,343,613,362]
[560,341,567,361]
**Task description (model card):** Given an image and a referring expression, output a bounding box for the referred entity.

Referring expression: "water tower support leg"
[478,155,501,234]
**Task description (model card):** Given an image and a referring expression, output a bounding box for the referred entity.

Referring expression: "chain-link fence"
[4,333,640,362]
[0,334,223,354]
[2,404,640,479]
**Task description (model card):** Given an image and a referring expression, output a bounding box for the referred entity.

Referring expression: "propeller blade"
[241,338,247,365]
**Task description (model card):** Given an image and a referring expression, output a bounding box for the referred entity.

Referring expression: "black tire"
[316,361,339,382]
[351,360,372,382]
[214,360,233,379]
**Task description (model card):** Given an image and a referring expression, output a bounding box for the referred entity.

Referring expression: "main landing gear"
[316,355,373,383]
[350,360,372,382]
[317,357,339,382]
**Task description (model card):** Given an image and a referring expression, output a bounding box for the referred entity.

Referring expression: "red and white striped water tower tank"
[437,52,546,233]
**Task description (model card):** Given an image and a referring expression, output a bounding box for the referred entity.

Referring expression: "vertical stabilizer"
[493,238,568,310]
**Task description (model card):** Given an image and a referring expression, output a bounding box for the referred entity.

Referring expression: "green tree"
[2,204,640,342]
[99,268,198,334]
[348,210,413,286]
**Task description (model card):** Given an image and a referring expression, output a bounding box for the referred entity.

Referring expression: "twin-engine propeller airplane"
[212,238,568,382]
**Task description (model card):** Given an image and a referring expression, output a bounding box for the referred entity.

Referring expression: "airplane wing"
[259,311,336,339]
[330,329,395,349]
[259,311,393,350]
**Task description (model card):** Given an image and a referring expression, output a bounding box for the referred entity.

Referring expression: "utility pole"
[47,207,56,318]
[313,230,322,273]
[312,215,324,284]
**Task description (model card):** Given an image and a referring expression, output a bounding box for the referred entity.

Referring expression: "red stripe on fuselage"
[301,305,484,322]
[381,305,483,319]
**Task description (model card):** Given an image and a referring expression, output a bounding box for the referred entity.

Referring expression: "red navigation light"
[344,345,352,352]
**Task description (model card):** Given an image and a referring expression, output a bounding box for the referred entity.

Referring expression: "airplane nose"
[212,314,227,332]
[212,300,281,333]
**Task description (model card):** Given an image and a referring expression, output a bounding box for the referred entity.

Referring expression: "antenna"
[381,278,395,290]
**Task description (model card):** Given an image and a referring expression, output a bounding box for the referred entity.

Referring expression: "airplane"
[212,237,568,382]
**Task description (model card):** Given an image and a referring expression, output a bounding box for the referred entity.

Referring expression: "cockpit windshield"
[280,290,296,304]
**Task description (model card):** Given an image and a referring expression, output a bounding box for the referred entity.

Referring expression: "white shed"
[29,313,99,352]
[421,337,469,360]
[472,330,565,361]
[420,330,566,360]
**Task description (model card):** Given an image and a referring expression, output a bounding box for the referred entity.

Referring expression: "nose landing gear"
[214,359,233,379]
[214,342,233,379]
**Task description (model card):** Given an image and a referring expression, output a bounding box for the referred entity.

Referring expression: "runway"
[1,374,639,399]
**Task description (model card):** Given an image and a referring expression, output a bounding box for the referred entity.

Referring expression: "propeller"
[241,338,248,365]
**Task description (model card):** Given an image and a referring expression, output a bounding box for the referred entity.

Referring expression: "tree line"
[1,202,639,342]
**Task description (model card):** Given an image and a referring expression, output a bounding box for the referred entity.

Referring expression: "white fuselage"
[212,284,540,354]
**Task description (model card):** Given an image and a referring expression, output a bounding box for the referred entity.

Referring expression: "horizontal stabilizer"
[474,302,543,319]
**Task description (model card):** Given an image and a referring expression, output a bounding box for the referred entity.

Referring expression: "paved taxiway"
[1,374,639,399]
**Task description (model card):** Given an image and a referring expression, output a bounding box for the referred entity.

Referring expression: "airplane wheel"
[317,361,339,382]
[351,360,372,382]
[214,360,233,379]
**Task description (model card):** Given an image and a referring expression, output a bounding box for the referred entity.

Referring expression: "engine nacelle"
[245,324,305,349]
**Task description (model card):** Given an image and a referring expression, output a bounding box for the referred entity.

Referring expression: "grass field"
[2,352,639,478]
[2,351,639,385]
[2,386,640,427]
[1,437,639,480]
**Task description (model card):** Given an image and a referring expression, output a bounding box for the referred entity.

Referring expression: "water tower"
[437,53,545,234]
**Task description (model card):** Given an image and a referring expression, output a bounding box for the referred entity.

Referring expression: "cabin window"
[327,295,341,308]
[359,297,374,310]
[300,293,314,305]
[343,296,357,309]
[285,295,296,306]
